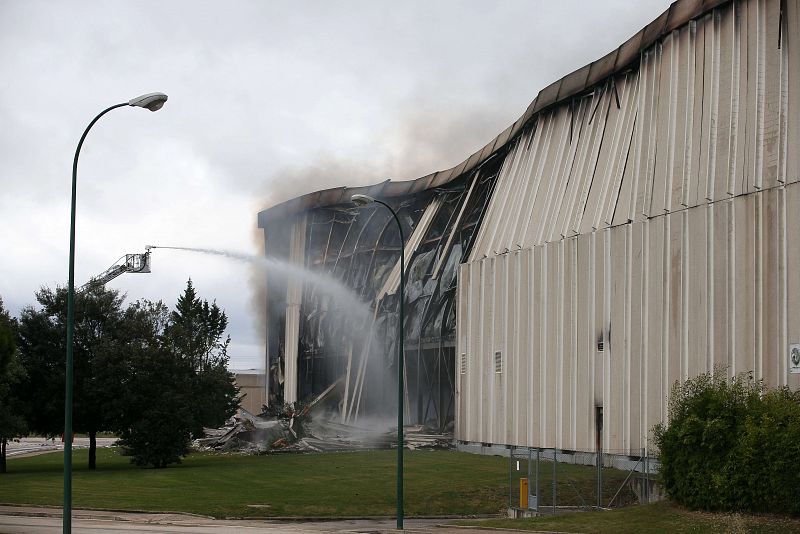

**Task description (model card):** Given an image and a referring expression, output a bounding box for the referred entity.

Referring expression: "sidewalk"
[0,504,534,533]
[6,437,117,458]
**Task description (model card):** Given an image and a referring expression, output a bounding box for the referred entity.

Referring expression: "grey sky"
[0,0,671,370]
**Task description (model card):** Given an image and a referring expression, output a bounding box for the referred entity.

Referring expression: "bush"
[117,404,193,468]
[115,342,195,468]
[654,370,800,515]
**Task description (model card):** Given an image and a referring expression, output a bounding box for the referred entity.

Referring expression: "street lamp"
[351,193,405,530]
[64,92,168,534]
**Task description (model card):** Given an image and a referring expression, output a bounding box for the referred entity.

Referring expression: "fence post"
[596,447,601,509]
[535,448,540,512]
[552,448,557,515]
[527,448,532,511]
[641,448,646,504]
[509,447,513,509]
[645,448,650,503]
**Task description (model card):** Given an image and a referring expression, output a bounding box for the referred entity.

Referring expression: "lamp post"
[351,193,405,530]
[64,92,168,534]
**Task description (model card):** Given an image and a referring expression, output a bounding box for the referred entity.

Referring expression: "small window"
[460,353,467,375]
[494,351,502,374]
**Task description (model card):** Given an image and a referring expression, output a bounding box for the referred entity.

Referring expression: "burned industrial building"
[258,0,800,458]
[258,158,503,431]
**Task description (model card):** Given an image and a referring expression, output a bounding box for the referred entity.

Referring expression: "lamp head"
[128,92,168,112]
[351,194,375,206]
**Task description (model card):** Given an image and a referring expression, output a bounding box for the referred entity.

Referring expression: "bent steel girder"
[285,150,504,425]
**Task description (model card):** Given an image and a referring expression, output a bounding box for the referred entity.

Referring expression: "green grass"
[2,448,516,518]
[5,450,798,530]
[454,501,800,533]
[2,449,642,518]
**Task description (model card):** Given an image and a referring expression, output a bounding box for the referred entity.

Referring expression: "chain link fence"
[508,447,661,515]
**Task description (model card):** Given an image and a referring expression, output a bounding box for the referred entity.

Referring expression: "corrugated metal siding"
[468,0,796,261]
[457,0,799,453]
[458,182,800,452]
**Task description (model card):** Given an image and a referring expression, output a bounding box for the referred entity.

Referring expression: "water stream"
[151,245,391,420]
[149,245,372,323]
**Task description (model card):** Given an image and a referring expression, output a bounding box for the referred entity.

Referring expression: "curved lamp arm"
[350,193,405,529]
[64,92,167,534]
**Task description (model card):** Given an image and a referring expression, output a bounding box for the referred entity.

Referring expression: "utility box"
[510,448,540,514]
[520,478,528,508]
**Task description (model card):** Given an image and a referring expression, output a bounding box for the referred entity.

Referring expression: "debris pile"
[195,380,453,454]
[197,413,453,454]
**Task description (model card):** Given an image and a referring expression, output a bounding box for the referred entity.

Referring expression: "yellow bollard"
[520,478,529,508]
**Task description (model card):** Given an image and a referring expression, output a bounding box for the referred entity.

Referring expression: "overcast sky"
[0,0,671,371]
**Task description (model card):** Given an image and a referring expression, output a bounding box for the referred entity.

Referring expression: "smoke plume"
[249,90,517,361]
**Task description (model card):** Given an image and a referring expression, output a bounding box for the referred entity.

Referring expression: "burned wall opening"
[261,151,504,432]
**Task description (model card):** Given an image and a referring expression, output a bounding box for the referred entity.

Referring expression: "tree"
[15,280,239,470]
[112,282,239,468]
[16,285,125,469]
[163,280,239,438]
[0,297,27,473]
[113,300,195,468]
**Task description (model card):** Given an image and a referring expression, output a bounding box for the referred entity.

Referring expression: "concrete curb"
[223,515,499,521]
[0,504,214,521]
[438,526,579,534]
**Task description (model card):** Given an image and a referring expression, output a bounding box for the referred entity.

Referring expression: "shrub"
[653,370,800,515]
[728,387,800,514]
[117,404,193,468]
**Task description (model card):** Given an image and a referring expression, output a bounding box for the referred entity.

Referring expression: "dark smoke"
[249,92,517,357]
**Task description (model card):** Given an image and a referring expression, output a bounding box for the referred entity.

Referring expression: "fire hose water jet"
[148,245,372,324]
[150,245,391,420]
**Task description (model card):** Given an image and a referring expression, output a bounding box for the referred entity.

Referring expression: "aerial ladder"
[80,246,153,291]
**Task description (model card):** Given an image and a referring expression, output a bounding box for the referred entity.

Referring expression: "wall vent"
[494,351,502,374]
[460,353,467,375]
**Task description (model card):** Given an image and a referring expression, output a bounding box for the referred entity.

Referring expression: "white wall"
[457,0,800,454]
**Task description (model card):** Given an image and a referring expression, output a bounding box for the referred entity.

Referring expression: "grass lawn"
[1,448,638,519]
[0,449,640,517]
[3,448,511,518]
[454,501,800,533]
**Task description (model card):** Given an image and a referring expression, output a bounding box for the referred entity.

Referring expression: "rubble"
[196,412,454,454]
[195,380,453,454]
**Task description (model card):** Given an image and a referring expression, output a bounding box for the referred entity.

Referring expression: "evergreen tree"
[163,280,239,437]
[114,282,239,467]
